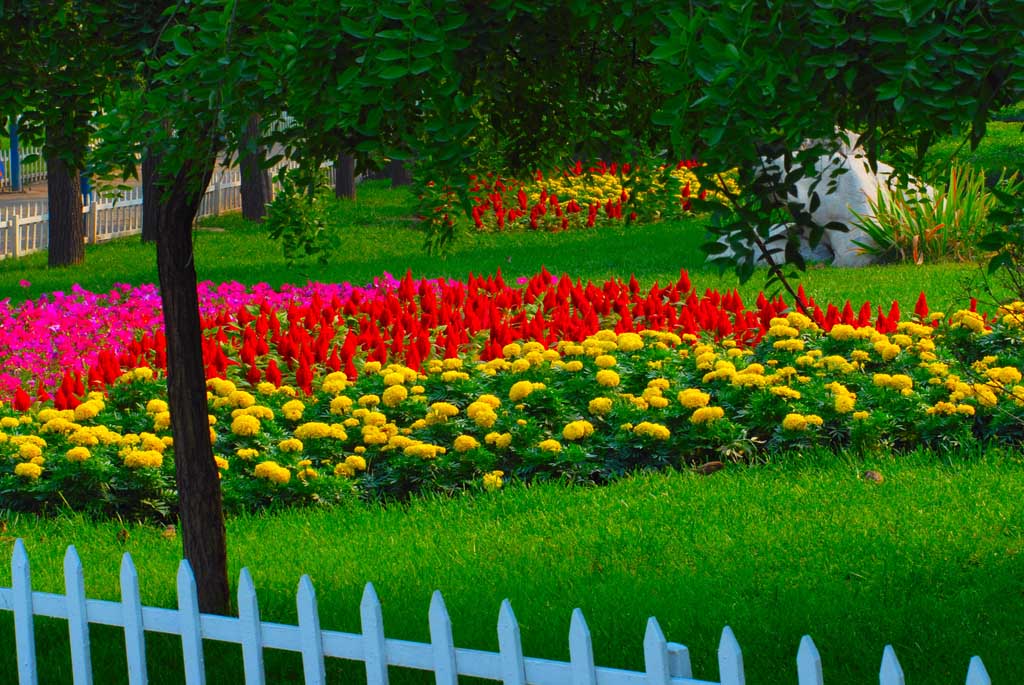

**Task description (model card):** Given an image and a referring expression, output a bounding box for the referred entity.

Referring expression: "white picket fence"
[0,540,996,685]
[0,161,332,260]
[0,145,47,191]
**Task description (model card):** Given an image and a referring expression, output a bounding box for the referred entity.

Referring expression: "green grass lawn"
[2,449,1022,684]
[0,182,1001,315]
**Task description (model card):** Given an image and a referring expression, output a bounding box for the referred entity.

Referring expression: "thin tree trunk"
[239,114,271,222]
[388,158,412,187]
[45,146,85,267]
[155,151,230,615]
[335,153,356,200]
[141,150,160,243]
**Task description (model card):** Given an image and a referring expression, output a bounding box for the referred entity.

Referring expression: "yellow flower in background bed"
[14,462,42,479]
[588,397,613,416]
[508,381,535,401]
[538,439,562,453]
[690,407,725,424]
[782,414,809,431]
[294,422,331,440]
[633,422,670,440]
[596,370,620,387]
[231,415,261,437]
[254,460,290,484]
[382,385,408,407]
[123,450,163,469]
[236,448,259,460]
[485,432,513,449]
[66,446,91,462]
[482,470,504,491]
[282,400,306,421]
[563,420,595,441]
[345,455,367,471]
[279,438,303,453]
[677,389,711,408]
[454,435,481,452]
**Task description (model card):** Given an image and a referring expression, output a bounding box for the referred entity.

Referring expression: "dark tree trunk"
[239,114,272,222]
[388,158,412,187]
[45,148,85,267]
[141,150,160,243]
[334,153,356,200]
[155,151,231,615]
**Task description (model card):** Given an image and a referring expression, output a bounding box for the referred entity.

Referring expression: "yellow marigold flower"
[231,415,261,437]
[254,460,280,478]
[73,400,103,422]
[927,402,958,416]
[588,397,613,416]
[133,367,154,381]
[295,422,331,440]
[151,410,171,431]
[769,386,802,400]
[508,380,535,402]
[279,400,304,421]
[805,414,824,426]
[829,324,856,341]
[66,446,91,462]
[768,324,800,338]
[482,470,504,491]
[782,414,808,431]
[950,309,986,333]
[453,435,480,452]
[18,443,42,461]
[361,426,389,445]
[558,360,582,373]
[677,389,711,409]
[123,450,163,469]
[146,399,169,414]
[140,433,165,453]
[214,456,229,470]
[852,411,869,420]
[647,395,670,409]
[835,395,856,413]
[617,332,644,352]
[956,404,976,416]
[334,463,356,477]
[279,438,303,453]
[563,420,595,441]
[690,406,725,424]
[538,439,562,453]
[1,417,20,429]
[404,442,443,459]
[987,367,1023,385]
[596,370,620,388]
[502,343,522,358]
[510,359,531,374]
[327,395,353,415]
[14,462,42,479]
[634,421,670,440]
[236,448,259,460]
[345,455,367,471]
[595,354,617,369]
[363,361,383,374]
[485,432,513,449]
[378,385,407,408]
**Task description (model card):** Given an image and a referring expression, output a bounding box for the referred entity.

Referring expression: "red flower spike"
[914,292,929,319]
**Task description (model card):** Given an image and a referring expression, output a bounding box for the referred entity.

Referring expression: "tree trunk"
[155,152,231,615]
[388,158,412,187]
[45,147,85,267]
[141,150,160,243]
[335,153,356,200]
[239,114,272,222]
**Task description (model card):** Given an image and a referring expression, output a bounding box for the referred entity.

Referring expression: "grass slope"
[1,450,1022,684]
[0,182,997,314]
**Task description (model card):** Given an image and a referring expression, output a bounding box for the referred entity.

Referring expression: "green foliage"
[649,1,1024,289]
[978,174,1024,303]
[850,164,998,264]
[263,165,336,266]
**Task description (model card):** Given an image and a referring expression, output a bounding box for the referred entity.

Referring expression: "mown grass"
[924,120,1024,180]
[1,449,1022,684]
[0,181,999,315]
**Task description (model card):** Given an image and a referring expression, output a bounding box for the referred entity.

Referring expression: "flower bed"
[466,160,741,231]
[0,270,1021,519]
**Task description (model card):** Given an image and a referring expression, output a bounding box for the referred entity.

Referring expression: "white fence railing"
[0,539,995,685]
[0,161,333,260]
[0,145,47,191]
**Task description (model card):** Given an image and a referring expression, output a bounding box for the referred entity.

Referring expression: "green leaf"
[378,65,409,80]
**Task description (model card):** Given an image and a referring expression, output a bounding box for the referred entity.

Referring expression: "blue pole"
[9,116,21,192]
[80,170,91,204]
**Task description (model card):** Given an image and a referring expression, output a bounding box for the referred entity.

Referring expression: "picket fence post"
[497,600,527,685]
[643,617,670,685]
[177,560,206,685]
[428,591,458,685]
[796,635,823,685]
[966,655,991,685]
[880,645,905,685]
[297,575,326,685]
[718,626,745,685]
[64,546,94,685]
[568,609,597,685]
[238,568,267,685]
[12,213,21,259]
[12,539,37,685]
[120,553,148,685]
